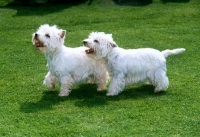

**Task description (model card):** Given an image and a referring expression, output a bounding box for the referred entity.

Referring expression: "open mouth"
[85,48,94,54]
[34,41,44,47]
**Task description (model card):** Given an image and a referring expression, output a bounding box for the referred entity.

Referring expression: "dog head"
[32,24,66,52]
[83,32,118,59]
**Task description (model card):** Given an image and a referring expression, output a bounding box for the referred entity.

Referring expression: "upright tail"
[162,48,186,58]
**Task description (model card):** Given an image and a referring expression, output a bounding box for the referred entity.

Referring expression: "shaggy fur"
[83,32,185,96]
[32,25,108,96]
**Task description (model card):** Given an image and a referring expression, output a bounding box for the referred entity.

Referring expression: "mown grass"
[0,0,200,136]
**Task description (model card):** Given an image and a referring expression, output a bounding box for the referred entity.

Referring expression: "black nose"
[83,41,87,45]
[35,33,38,38]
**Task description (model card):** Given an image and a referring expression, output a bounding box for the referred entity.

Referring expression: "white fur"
[32,25,108,96]
[83,32,185,96]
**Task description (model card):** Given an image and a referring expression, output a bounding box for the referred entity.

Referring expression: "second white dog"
[83,32,185,96]
[32,25,108,96]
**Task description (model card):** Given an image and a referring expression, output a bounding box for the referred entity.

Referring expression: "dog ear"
[110,42,117,48]
[60,30,66,38]
[107,34,117,47]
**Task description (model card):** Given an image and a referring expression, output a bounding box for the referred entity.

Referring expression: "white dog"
[83,32,185,96]
[32,25,108,96]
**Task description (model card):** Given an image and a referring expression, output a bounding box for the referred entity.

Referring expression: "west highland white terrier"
[83,32,185,96]
[32,25,108,96]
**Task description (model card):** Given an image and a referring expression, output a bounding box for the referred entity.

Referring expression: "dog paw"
[87,81,95,84]
[154,89,161,93]
[43,82,55,90]
[49,84,55,91]
[106,93,117,96]
[97,88,105,92]
[146,81,152,85]
[58,92,69,97]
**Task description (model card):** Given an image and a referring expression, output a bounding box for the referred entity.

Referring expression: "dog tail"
[162,48,186,58]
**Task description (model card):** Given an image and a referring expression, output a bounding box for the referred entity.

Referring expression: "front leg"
[43,71,56,90]
[106,73,125,96]
[58,75,74,97]
[92,63,109,92]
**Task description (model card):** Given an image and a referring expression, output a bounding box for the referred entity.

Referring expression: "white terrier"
[32,25,108,96]
[83,32,185,96]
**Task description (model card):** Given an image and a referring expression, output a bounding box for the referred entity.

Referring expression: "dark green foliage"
[9,0,88,6]
[161,0,190,3]
[113,0,153,6]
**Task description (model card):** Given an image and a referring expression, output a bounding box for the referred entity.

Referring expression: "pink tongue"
[85,48,94,54]
[34,42,42,47]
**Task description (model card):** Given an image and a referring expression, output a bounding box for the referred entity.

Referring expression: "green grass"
[0,0,200,136]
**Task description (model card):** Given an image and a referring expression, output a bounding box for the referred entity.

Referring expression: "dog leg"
[87,75,95,84]
[96,74,108,92]
[107,73,125,96]
[43,71,56,90]
[95,66,109,92]
[146,80,152,85]
[154,77,169,93]
[153,70,169,93]
[59,76,73,96]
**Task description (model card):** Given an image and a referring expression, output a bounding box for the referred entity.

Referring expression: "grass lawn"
[0,0,200,136]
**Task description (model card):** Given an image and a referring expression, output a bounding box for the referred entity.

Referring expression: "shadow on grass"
[161,0,190,3]
[113,0,190,5]
[3,0,191,16]
[75,84,167,108]
[20,90,67,113]
[2,5,73,17]
[2,0,88,16]
[20,83,166,113]
[113,0,153,6]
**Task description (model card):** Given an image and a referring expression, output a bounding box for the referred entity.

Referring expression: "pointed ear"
[60,30,66,38]
[110,42,117,48]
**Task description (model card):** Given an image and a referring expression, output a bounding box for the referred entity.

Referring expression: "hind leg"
[147,69,169,93]
[154,71,169,93]
[146,80,152,85]
[154,75,169,93]
[87,75,95,84]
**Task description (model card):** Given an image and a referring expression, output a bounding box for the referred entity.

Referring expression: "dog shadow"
[74,84,167,108]
[20,84,166,113]
[20,84,105,113]
[20,90,66,113]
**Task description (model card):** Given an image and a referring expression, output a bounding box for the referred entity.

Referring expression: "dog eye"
[45,34,50,38]
[94,40,99,43]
